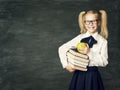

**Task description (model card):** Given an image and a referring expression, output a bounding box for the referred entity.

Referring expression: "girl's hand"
[78,44,90,54]
[65,63,75,72]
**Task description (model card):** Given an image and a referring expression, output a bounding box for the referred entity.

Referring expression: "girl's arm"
[58,35,81,68]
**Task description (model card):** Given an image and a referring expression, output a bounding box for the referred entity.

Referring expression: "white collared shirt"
[58,31,108,68]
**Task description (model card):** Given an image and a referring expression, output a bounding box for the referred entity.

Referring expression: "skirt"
[68,66,104,90]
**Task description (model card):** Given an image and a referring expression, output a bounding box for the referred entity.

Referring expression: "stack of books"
[66,49,89,71]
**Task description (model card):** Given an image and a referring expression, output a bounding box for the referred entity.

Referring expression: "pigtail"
[99,10,108,39]
[78,11,86,34]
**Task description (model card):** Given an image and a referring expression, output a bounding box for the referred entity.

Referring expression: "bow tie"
[80,36,97,48]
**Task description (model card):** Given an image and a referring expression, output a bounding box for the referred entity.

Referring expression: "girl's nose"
[89,22,94,25]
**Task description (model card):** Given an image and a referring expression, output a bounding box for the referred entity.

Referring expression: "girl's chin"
[88,30,97,33]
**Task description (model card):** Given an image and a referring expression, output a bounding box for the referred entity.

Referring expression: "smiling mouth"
[89,27,95,29]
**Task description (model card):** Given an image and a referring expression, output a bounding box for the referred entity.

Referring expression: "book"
[66,52,89,63]
[68,49,89,59]
[67,56,88,68]
[66,48,89,71]
[68,62,87,71]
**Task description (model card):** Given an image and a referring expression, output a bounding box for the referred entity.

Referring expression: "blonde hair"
[78,10,108,39]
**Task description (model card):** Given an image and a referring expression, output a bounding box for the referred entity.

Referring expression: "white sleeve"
[88,40,108,67]
[58,35,80,68]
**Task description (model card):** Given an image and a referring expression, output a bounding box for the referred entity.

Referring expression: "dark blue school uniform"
[68,66,104,90]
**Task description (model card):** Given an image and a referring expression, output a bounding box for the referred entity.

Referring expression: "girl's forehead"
[85,13,97,20]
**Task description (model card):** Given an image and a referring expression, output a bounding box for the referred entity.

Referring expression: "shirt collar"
[85,31,98,40]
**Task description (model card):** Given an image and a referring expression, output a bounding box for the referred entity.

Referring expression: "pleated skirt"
[68,66,104,90]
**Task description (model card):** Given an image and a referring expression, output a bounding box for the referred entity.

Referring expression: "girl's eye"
[84,20,98,25]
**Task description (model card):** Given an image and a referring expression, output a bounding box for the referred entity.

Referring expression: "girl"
[58,10,108,90]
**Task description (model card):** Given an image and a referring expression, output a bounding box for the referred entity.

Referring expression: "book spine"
[67,52,89,63]
[68,60,87,68]
[68,49,89,59]
[68,62,87,71]
[67,57,88,66]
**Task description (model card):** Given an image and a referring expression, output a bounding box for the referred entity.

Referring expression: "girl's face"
[84,13,99,34]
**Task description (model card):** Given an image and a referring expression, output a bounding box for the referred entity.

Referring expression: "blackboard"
[0,0,120,90]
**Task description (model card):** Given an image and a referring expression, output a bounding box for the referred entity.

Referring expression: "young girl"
[58,10,108,90]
